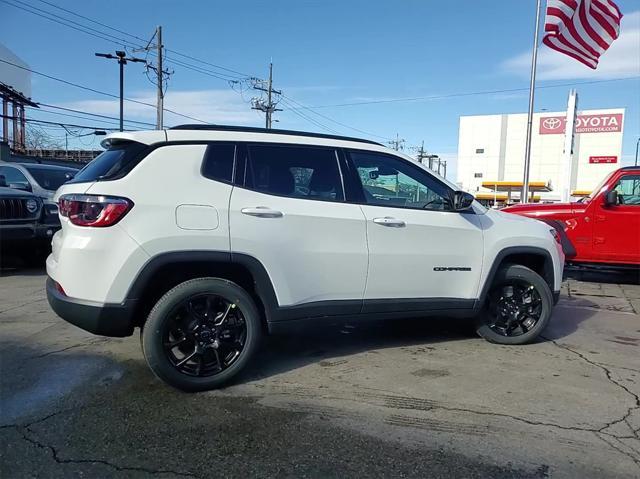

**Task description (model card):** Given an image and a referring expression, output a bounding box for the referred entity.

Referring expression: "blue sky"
[1,0,639,176]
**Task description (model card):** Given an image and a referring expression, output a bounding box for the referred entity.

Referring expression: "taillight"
[549,228,562,245]
[54,281,66,296]
[58,194,133,227]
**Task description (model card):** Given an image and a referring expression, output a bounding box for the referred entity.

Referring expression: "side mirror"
[604,189,618,206]
[451,190,475,211]
[8,182,31,192]
[0,175,6,188]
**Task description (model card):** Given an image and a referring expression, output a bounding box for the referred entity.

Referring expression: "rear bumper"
[46,277,136,337]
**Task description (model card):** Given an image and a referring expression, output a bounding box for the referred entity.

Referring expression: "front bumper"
[35,223,60,239]
[46,277,136,337]
[0,224,36,241]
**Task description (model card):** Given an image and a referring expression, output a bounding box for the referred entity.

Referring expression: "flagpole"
[521,0,543,204]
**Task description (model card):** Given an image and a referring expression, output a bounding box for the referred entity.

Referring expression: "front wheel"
[475,264,553,345]
[142,278,261,391]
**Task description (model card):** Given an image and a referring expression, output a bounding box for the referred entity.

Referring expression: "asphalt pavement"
[1,268,639,478]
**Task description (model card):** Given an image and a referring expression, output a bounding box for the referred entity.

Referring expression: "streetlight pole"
[521,0,542,204]
[95,51,146,131]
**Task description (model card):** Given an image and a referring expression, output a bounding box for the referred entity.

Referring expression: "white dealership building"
[456,108,625,202]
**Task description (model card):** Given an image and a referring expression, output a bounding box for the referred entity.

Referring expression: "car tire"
[142,277,261,392]
[475,264,553,345]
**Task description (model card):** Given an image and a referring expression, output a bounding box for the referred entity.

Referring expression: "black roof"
[170,124,383,146]
[620,165,640,171]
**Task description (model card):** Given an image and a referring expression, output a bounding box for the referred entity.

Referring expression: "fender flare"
[537,218,577,258]
[124,250,280,323]
[476,246,556,309]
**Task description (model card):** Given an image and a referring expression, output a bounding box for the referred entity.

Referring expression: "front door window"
[350,151,451,210]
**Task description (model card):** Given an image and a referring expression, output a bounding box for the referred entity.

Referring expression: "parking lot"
[1,268,639,478]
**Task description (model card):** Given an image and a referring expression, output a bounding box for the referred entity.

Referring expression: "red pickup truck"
[503,167,639,269]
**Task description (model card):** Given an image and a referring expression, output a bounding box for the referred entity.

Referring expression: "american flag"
[543,0,623,69]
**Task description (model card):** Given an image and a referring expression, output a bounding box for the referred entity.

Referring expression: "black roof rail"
[620,165,640,170]
[169,124,384,146]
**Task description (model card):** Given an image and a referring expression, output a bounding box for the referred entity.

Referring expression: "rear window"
[69,141,148,183]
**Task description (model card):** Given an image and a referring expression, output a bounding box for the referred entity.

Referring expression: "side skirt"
[268,298,476,334]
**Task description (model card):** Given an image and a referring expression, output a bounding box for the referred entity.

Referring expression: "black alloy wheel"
[487,282,542,337]
[475,264,553,345]
[142,278,261,391]
[163,294,247,377]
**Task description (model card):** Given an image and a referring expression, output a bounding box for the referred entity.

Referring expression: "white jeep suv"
[47,125,564,391]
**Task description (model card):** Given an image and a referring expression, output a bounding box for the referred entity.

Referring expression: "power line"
[0,58,207,123]
[278,98,342,134]
[34,0,148,43]
[281,94,391,141]
[2,0,145,49]
[165,49,250,78]
[4,0,251,109]
[28,106,148,130]
[295,77,640,109]
[1,114,122,131]
[31,0,250,79]
[35,103,156,127]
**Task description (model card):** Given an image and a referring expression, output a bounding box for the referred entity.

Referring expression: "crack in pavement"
[269,382,607,434]
[597,432,640,467]
[541,337,640,432]
[19,429,199,478]
[0,298,47,315]
[541,336,640,466]
[2,407,198,477]
[28,338,110,360]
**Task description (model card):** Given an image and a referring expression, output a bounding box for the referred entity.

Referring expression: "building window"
[475,148,484,154]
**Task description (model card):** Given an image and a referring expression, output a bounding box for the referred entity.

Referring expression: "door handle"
[241,207,283,218]
[373,217,406,227]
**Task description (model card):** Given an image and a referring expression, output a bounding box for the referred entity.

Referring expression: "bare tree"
[25,125,64,150]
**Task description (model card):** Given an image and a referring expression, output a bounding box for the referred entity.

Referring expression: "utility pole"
[95,51,146,131]
[156,26,163,129]
[133,26,172,129]
[388,133,405,151]
[251,62,282,129]
[415,141,427,163]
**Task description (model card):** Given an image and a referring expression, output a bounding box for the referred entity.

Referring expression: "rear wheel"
[142,278,261,391]
[475,264,553,345]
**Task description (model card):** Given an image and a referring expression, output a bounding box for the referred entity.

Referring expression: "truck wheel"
[142,278,261,392]
[475,264,553,345]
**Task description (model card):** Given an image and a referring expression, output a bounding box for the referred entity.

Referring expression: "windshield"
[24,166,76,191]
[584,170,616,202]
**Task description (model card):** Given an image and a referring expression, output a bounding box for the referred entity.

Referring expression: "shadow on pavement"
[237,311,579,385]
[564,266,640,285]
[0,251,48,277]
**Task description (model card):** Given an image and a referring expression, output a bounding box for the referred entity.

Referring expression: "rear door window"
[244,144,344,202]
[201,143,235,183]
[69,141,148,183]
